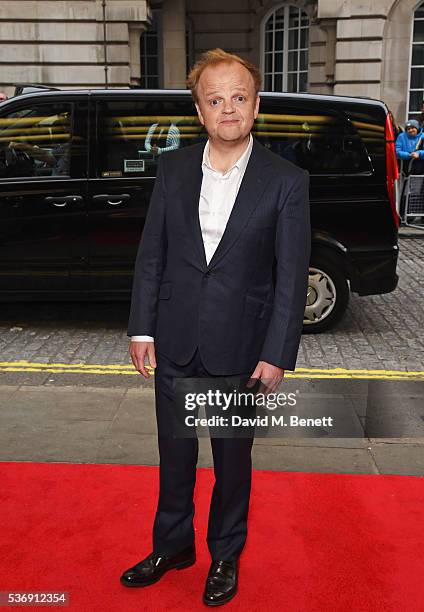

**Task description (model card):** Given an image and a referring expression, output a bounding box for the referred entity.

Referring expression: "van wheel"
[303,256,349,333]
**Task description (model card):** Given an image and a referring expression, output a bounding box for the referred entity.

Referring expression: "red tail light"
[385,113,400,228]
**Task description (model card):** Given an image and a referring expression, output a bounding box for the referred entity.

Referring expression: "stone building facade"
[0,0,151,93]
[0,0,422,124]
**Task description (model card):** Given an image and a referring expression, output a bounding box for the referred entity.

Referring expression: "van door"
[87,94,204,294]
[0,97,88,293]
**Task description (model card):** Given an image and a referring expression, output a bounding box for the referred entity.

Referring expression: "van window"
[0,102,75,179]
[254,104,371,174]
[348,109,386,173]
[96,98,206,178]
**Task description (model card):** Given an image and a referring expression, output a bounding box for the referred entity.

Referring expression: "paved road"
[0,232,423,384]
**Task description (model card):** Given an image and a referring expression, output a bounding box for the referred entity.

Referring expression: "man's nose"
[222,99,235,113]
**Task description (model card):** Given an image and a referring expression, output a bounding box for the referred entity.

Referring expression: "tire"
[302,254,349,333]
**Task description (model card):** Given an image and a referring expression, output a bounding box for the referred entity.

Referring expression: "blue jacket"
[396,129,424,160]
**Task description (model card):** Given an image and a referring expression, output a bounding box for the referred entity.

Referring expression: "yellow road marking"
[0,361,423,380]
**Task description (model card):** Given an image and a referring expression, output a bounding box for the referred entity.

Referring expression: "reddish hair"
[186,48,261,102]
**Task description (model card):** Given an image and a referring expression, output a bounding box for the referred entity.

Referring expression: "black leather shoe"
[120,544,195,587]
[203,560,238,606]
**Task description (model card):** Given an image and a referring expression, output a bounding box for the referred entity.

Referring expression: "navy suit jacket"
[128,137,311,375]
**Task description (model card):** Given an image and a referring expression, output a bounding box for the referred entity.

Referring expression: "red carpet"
[0,463,423,611]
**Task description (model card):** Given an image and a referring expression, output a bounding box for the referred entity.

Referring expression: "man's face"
[195,61,260,144]
[407,126,419,137]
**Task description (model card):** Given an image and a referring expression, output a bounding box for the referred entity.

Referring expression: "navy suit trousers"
[153,348,254,561]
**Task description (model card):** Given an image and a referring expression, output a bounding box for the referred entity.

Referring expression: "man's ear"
[254,95,260,119]
[195,103,205,126]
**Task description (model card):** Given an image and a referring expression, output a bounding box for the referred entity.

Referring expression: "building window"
[262,4,309,93]
[140,13,194,89]
[140,13,162,88]
[409,2,424,120]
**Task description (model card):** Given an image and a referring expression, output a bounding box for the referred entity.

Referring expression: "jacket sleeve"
[127,155,167,337]
[259,170,311,371]
[396,134,410,160]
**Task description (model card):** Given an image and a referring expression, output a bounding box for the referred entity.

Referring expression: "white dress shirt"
[132,134,253,342]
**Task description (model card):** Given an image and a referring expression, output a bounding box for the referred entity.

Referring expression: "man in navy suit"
[121,48,311,606]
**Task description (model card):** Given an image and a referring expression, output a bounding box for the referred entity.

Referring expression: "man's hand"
[411,152,420,159]
[247,360,284,394]
[129,341,157,378]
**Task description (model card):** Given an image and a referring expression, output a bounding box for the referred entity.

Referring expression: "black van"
[0,86,399,332]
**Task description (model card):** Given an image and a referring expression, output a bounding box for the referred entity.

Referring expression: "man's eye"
[235,96,246,103]
[210,99,221,107]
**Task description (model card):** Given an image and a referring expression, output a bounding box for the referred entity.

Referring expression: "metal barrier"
[399,160,424,230]
[404,174,424,228]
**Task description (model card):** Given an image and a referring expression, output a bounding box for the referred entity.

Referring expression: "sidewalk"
[1,382,423,476]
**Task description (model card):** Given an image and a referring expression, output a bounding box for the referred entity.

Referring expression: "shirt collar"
[202,133,253,178]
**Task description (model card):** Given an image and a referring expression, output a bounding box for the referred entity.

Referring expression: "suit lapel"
[180,144,208,269]
[178,139,272,271]
[207,139,272,269]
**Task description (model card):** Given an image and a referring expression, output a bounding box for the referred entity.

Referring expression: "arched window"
[261,4,309,92]
[408,2,424,120]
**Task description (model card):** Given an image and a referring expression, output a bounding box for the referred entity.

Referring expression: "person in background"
[144,122,180,154]
[8,113,72,177]
[395,119,424,174]
[396,119,424,224]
